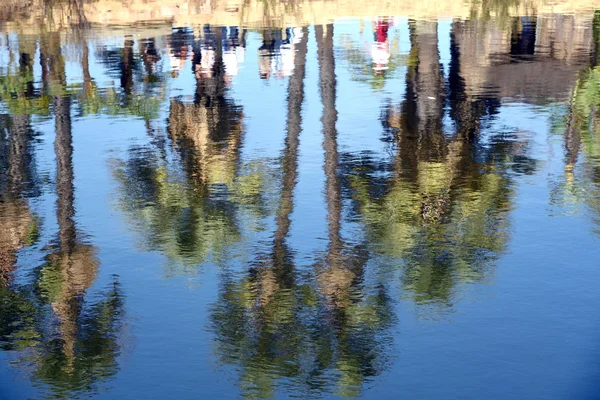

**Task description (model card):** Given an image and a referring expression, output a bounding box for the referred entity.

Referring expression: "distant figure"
[198,25,217,79]
[277,28,296,79]
[167,27,194,77]
[260,28,302,80]
[141,38,161,76]
[372,17,392,73]
[258,29,281,79]
[223,27,246,78]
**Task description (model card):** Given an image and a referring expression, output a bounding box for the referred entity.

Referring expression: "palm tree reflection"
[0,32,126,397]
[0,36,40,287]
[347,19,538,310]
[550,11,600,231]
[111,26,279,273]
[210,25,395,399]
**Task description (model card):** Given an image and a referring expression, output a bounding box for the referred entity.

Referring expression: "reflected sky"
[1,2,600,399]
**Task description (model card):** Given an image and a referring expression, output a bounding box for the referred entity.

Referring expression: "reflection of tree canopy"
[0,72,51,117]
[0,29,127,398]
[349,158,515,307]
[549,11,600,231]
[0,37,42,286]
[209,26,395,399]
[30,279,123,398]
[110,133,279,271]
[0,277,125,398]
[0,200,37,285]
[74,37,164,120]
[0,90,41,340]
[110,145,241,270]
[0,112,40,285]
[74,85,163,120]
[346,20,537,309]
[211,271,394,399]
[0,35,51,117]
[110,26,278,271]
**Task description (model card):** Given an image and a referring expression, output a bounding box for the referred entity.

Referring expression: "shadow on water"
[0,1,599,398]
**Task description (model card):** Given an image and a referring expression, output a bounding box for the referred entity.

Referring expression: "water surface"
[1,1,600,399]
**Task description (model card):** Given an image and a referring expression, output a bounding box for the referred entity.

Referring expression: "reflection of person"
[371,17,392,74]
[277,28,296,78]
[260,28,303,80]
[140,38,161,78]
[167,27,193,77]
[223,27,246,78]
[258,29,279,79]
[196,25,217,79]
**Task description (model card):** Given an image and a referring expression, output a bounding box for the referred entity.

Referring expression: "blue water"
[0,11,600,400]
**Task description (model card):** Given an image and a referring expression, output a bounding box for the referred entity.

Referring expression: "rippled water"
[1,1,600,399]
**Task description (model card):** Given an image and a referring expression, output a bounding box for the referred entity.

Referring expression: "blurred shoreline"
[1,0,600,33]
